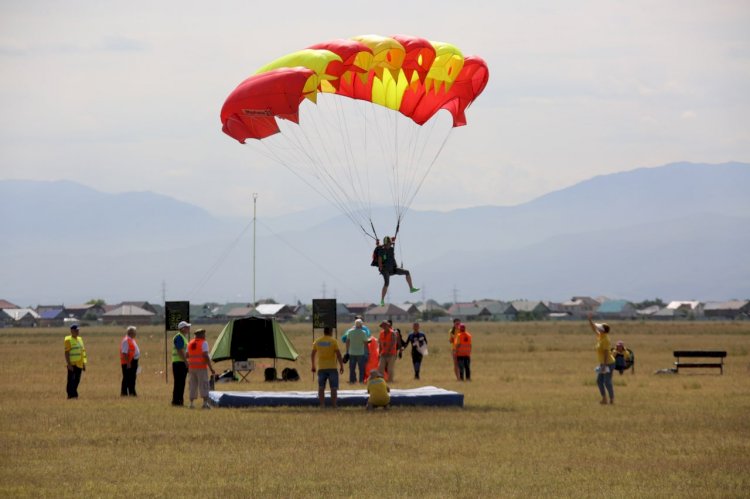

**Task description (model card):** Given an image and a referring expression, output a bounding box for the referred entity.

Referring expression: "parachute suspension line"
[396,113,440,220]
[368,103,401,226]
[299,98,373,235]
[256,219,363,296]
[255,138,374,240]
[287,109,372,235]
[187,217,254,299]
[359,102,398,236]
[402,125,453,217]
[332,97,371,223]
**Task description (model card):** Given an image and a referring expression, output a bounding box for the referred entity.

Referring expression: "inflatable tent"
[210,316,299,362]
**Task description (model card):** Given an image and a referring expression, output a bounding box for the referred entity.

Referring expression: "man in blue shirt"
[345,319,369,384]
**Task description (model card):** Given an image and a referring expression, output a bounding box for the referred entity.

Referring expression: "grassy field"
[1,320,749,497]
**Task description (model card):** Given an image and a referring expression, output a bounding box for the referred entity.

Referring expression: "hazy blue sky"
[2,1,748,218]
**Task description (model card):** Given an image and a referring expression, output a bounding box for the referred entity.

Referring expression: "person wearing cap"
[64,324,87,399]
[187,328,216,409]
[171,321,190,406]
[345,319,369,384]
[455,324,472,381]
[366,369,390,410]
[588,313,616,404]
[375,236,419,306]
[448,318,461,381]
[120,326,140,397]
[378,320,400,382]
[311,327,345,408]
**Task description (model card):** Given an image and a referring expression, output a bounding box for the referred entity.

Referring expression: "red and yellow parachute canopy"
[221,34,489,143]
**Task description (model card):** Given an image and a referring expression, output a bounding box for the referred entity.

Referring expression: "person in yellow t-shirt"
[64,324,87,399]
[366,369,390,410]
[588,313,615,405]
[311,327,344,408]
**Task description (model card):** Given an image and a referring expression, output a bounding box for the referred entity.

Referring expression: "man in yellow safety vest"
[64,324,87,399]
[171,321,190,406]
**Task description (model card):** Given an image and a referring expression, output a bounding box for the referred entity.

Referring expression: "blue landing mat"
[209,386,463,408]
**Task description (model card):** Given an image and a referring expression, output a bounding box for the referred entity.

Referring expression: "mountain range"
[1,161,748,306]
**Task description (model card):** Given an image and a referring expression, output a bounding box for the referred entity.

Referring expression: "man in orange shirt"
[378,321,400,382]
[455,324,472,381]
[187,329,216,409]
[120,326,140,397]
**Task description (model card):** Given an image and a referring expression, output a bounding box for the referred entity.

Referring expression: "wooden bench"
[673,351,726,374]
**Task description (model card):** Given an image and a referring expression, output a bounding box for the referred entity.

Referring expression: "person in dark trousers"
[171,321,190,406]
[405,322,428,379]
[120,326,140,396]
[375,236,419,306]
[455,324,472,381]
[64,324,87,399]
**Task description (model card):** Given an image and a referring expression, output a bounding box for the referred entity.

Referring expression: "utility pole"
[252,193,258,307]
[452,285,459,305]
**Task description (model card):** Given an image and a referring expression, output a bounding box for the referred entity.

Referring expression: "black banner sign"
[312,299,337,329]
[165,301,190,331]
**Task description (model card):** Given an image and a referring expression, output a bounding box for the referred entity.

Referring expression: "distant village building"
[392,303,420,321]
[253,304,296,321]
[475,300,517,321]
[704,300,750,320]
[65,304,106,321]
[1,308,40,327]
[447,303,491,322]
[102,304,155,325]
[511,300,551,320]
[365,304,410,324]
[37,308,67,327]
[596,300,637,319]
[345,303,375,317]
[559,296,600,318]
[636,305,661,317]
[665,301,704,319]
[227,306,254,319]
[0,299,20,310]
[120,301,160,315]
[416,301,448,321]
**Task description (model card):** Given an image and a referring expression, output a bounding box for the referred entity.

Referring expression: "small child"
[366,369,390,410]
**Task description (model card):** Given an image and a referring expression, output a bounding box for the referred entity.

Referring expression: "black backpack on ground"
[282,367,300,381]
[264,367,277,382]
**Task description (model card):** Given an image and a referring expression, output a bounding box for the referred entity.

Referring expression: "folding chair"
[233,360,255,382]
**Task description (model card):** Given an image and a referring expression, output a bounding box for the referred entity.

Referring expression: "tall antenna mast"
[252,193,258,307]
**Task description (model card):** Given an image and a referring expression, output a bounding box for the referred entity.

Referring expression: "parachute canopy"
[221,34,489,143]
[220,35,489,240]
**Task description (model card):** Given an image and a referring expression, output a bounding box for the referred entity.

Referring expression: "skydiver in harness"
[375,236,419,306]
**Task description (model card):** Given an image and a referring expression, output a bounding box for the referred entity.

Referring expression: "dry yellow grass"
[1,321,749,497]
